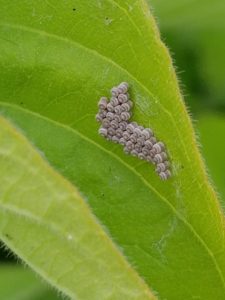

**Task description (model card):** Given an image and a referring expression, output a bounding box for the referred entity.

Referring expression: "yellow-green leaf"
[0,116,155,300]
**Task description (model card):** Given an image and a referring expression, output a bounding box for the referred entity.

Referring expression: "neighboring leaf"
[0,1,225,299]
[197,113,225,203]
[0,264,59,300]
[0,116,156,300]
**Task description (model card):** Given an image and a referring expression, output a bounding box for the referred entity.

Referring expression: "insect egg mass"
[96,82,171,180]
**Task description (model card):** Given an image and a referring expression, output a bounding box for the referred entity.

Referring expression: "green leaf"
[198,114,225,203]
[0,1,225,299]
[0,116,156,300]
[0,264,59,300]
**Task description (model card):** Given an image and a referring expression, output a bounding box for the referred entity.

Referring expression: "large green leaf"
[0,116,155,300]
[0,1,225,299]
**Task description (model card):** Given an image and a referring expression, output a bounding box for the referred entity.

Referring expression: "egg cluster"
[96,82,171,180]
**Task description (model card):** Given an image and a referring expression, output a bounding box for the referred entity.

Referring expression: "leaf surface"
[0,116,155,300]
[0,1,225,299]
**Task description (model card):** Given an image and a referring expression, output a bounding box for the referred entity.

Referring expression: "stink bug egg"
[134,127,143,137]
[136,137,145,146]
[116,128,124,138]
[118,82,129,94]
[98,97,108,109]
[144,140,153,149]
[130,133,138,143]
[108,127,116,136]
[110,120,119,129]
[121,103,130,112]
[119,137,126,146]
[142,147,150,156]
[106,112,115,121]
[107,103,114,112]
[119,121,127,130]
[115,105,123,115]
[126,140,135,151]
[102,118,111,128]
[159,170,171,180]
[126,123,135,134]
[99,127,107,137]
[142,129,153,140]
[114,114,122,123]
[95,113,102,122]
[123,131,131,141]
[153,142,164,153]
[121,112,131,121]
[156,163,167,173]
[154,152,167,164]
[134,144,142,152]
[118,94,128,103]
[111,87,119,97]
[110,97,119,106]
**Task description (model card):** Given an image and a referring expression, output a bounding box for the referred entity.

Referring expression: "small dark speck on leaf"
[101,193,105,197]
[104,17,113,25]
[4,233,12,240]
[181,165,184,169]
[73,8,76,11]
[20,102,23,105]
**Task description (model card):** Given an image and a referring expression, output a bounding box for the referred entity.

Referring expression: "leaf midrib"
[1,100,225,289]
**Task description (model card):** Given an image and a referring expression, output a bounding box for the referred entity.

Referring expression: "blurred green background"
[1,1,225,299]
